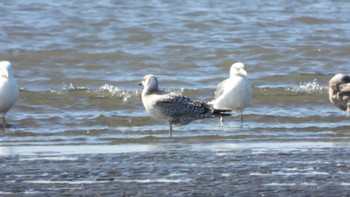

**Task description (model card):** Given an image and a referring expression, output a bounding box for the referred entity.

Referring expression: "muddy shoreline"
[1,141,350,196]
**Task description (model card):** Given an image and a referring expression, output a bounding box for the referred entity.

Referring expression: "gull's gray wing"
[213,79,229,100]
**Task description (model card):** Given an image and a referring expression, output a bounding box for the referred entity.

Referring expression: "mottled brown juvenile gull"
[139,74,230,137]
[0,61,19,128]
[209,62,252,126]
[329,73,350,116]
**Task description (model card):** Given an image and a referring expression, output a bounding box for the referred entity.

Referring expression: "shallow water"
[1,0,350,196]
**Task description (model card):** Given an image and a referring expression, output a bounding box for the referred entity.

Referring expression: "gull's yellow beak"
[1,70,9,79]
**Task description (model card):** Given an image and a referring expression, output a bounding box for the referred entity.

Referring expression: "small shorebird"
[329,73,350,116]
[0,61,19,128]
[209,62,252,126]
[139,74,230,137]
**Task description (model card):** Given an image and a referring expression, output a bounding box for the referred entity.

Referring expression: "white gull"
[0,61,19,128]
[209,62,252,126]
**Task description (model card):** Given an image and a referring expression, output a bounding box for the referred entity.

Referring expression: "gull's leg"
[169,123,173,137]
[220,116,224,127]
[239,111,244,128]
[2,114,6,129]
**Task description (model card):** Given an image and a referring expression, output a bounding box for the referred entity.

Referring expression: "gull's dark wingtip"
[213,109,232,116]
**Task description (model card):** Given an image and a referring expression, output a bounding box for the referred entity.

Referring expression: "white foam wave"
[49,83,89,94]
[98,84,120,95]
[98,84,140,102]
[63,83,89,91]
[287,79,327,94]
[49,83,140,102]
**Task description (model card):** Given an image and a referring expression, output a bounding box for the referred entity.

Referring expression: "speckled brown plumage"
[139,74,230,137]
[329,74,350,115]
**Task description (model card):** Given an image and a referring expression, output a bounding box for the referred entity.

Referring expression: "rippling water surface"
[1,0,350,196]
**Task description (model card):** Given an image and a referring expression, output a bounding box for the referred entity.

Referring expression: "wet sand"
[2,140,350,196]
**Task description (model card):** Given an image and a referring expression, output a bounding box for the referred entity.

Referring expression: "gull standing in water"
[209,62,252,126]
[0,61,19,128]
[139,74,230,137]
[329,73,350,116]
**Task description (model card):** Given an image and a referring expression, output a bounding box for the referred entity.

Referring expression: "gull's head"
[139,74,159,92]
[0,61,13,79]
[329,73,350,91]
[230,62,247,77]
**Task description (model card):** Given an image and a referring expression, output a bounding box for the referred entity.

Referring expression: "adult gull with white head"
[209,62,252,126]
